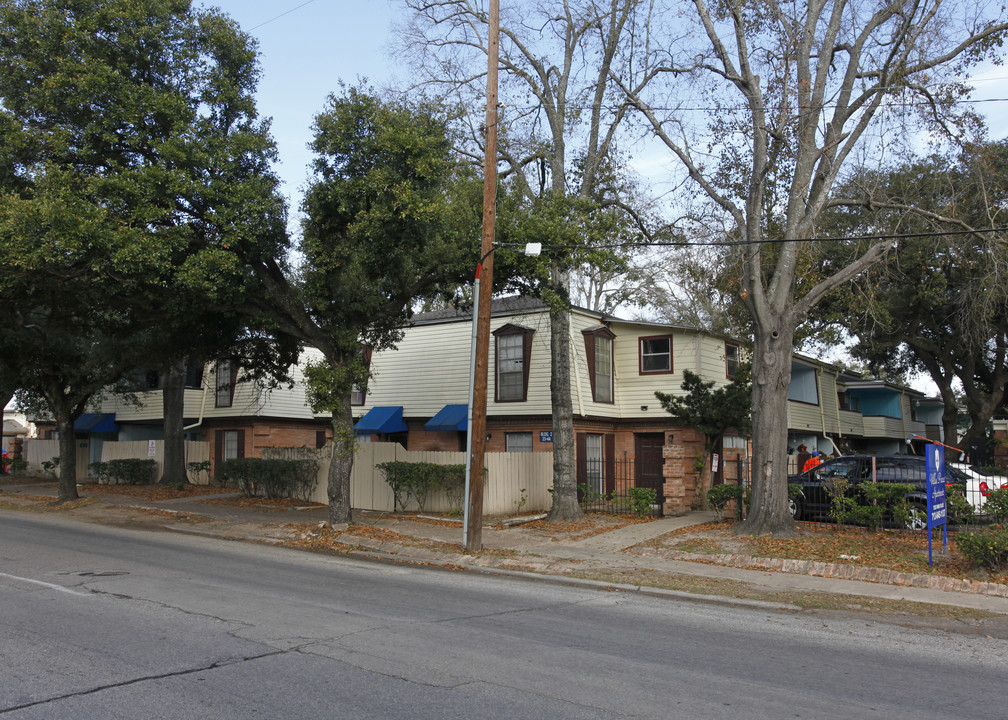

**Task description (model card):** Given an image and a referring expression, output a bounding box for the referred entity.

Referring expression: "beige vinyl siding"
[863,415,906,438]
[254,351,316,419]
[818,371,840,435]
[788,399,824,434]
[600,321,735,419]
[838,409,865,436]
[358,311,555,419]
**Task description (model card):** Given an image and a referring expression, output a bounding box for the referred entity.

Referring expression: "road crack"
[0,649,287,715]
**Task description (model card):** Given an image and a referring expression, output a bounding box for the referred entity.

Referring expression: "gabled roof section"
[411,296,547,325]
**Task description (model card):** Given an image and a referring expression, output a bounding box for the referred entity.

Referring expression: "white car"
[951,463,1008,511]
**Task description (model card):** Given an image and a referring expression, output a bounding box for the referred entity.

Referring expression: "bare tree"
[618,0,1008,535]
[398,0,655,520]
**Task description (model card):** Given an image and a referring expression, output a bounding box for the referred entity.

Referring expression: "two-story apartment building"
[786,356,926,463]
[86,296,929,512]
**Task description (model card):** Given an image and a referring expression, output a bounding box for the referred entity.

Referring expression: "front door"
[634,433,665,509]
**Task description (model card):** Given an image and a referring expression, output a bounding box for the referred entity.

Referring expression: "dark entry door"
[634,433,665,507]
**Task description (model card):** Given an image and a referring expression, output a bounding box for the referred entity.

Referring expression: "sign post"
[925,443,948,566]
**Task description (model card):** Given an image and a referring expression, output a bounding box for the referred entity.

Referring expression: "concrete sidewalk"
[4,478,1008,617]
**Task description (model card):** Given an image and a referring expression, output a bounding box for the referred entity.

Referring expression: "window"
[350,347,372,406]
[837,391,860,412]
[223,430,240,460]
[493,325,533,402]
[787,363,819,405]
[583,327,615,403]
[584,434,604,494]
[725,343,740,378]
[215,360,235,408]
[505,432,533,453]
[215,429,245,465]
[594,336,613,401]
[639,335,673,374]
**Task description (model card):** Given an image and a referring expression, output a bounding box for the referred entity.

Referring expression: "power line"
[247,0,316,31]
[498,225,1008,252]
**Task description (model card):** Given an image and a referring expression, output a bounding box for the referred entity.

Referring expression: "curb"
[282,531,805,613]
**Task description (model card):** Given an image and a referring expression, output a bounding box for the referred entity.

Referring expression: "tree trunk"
[547,286,583,522]
[160,357,187,484]
[327,394,355,526]
[55,409,79,502]
[736,326,797,537]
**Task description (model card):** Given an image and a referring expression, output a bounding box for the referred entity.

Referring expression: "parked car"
[788,454,967,529]
[950,462,1008,512]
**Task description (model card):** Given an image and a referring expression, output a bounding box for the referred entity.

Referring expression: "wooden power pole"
[464,0,500,553]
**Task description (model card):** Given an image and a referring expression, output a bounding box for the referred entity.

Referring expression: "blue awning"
[74,413,119,434]
[354,406,408,435]
[424,404,468,432]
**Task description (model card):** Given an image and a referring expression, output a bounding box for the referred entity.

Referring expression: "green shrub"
[823,478,913,529]
[577,483,608,505]
[946,491,975,526]
[89,459,157,485]
[186,460,211,485]
[627,487,657,517]
[89,461,111,483]
[955,524,1008,573]
[217,458,318,500]
[706,483,743,521]
[376,462,466,513]
[984,487,1008,523]
[854,482,913,531]
[7,456,28,474]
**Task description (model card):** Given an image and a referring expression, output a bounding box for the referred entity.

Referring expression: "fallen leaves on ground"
[652,520,1008,584]
[281,521,460,554]
[523,512,656,541]
[78,482,227,501]
[4,495,98,511]
[197,495,325,512]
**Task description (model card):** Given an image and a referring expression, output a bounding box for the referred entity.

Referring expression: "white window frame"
[505,432,534,453]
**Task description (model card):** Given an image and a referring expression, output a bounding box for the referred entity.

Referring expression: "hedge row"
[217,458,318,501]
[376,461,466,513]
[89,459,157,485]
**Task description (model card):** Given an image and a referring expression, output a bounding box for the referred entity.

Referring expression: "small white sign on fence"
[148,440,157,457]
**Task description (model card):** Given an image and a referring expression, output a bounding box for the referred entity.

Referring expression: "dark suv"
[788,454,967,528]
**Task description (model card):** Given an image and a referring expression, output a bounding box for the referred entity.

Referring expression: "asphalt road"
[1,510,1006,720]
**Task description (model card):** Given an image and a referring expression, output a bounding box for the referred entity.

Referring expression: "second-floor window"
[583,326,616,403]
[493,324,534,402]
[639,335,673,374]
[350,347,372,406]
[215,360,235,408]
[594,335,613,402]
[725,343,740,378]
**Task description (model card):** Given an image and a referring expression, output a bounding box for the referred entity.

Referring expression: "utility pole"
[464,0,499,553]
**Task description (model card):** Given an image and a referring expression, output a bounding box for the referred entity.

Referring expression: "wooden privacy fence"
[99,441,211,483]
[22,439,210,482]
[266,442,554,515]
[23,438,553,515]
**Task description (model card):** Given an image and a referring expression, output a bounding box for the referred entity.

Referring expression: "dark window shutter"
[316,430,327,449]
[236,429,245,459]
[214,431,224,479]
[575,432,587,497]
[604,434,616,495]
[582,334,596,399]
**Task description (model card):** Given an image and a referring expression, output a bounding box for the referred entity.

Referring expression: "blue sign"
[539,431,553,443]
[925,443,948,565]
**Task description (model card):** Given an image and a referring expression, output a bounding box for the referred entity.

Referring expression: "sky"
[209,0,1008,227]
[205,0,401,225]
